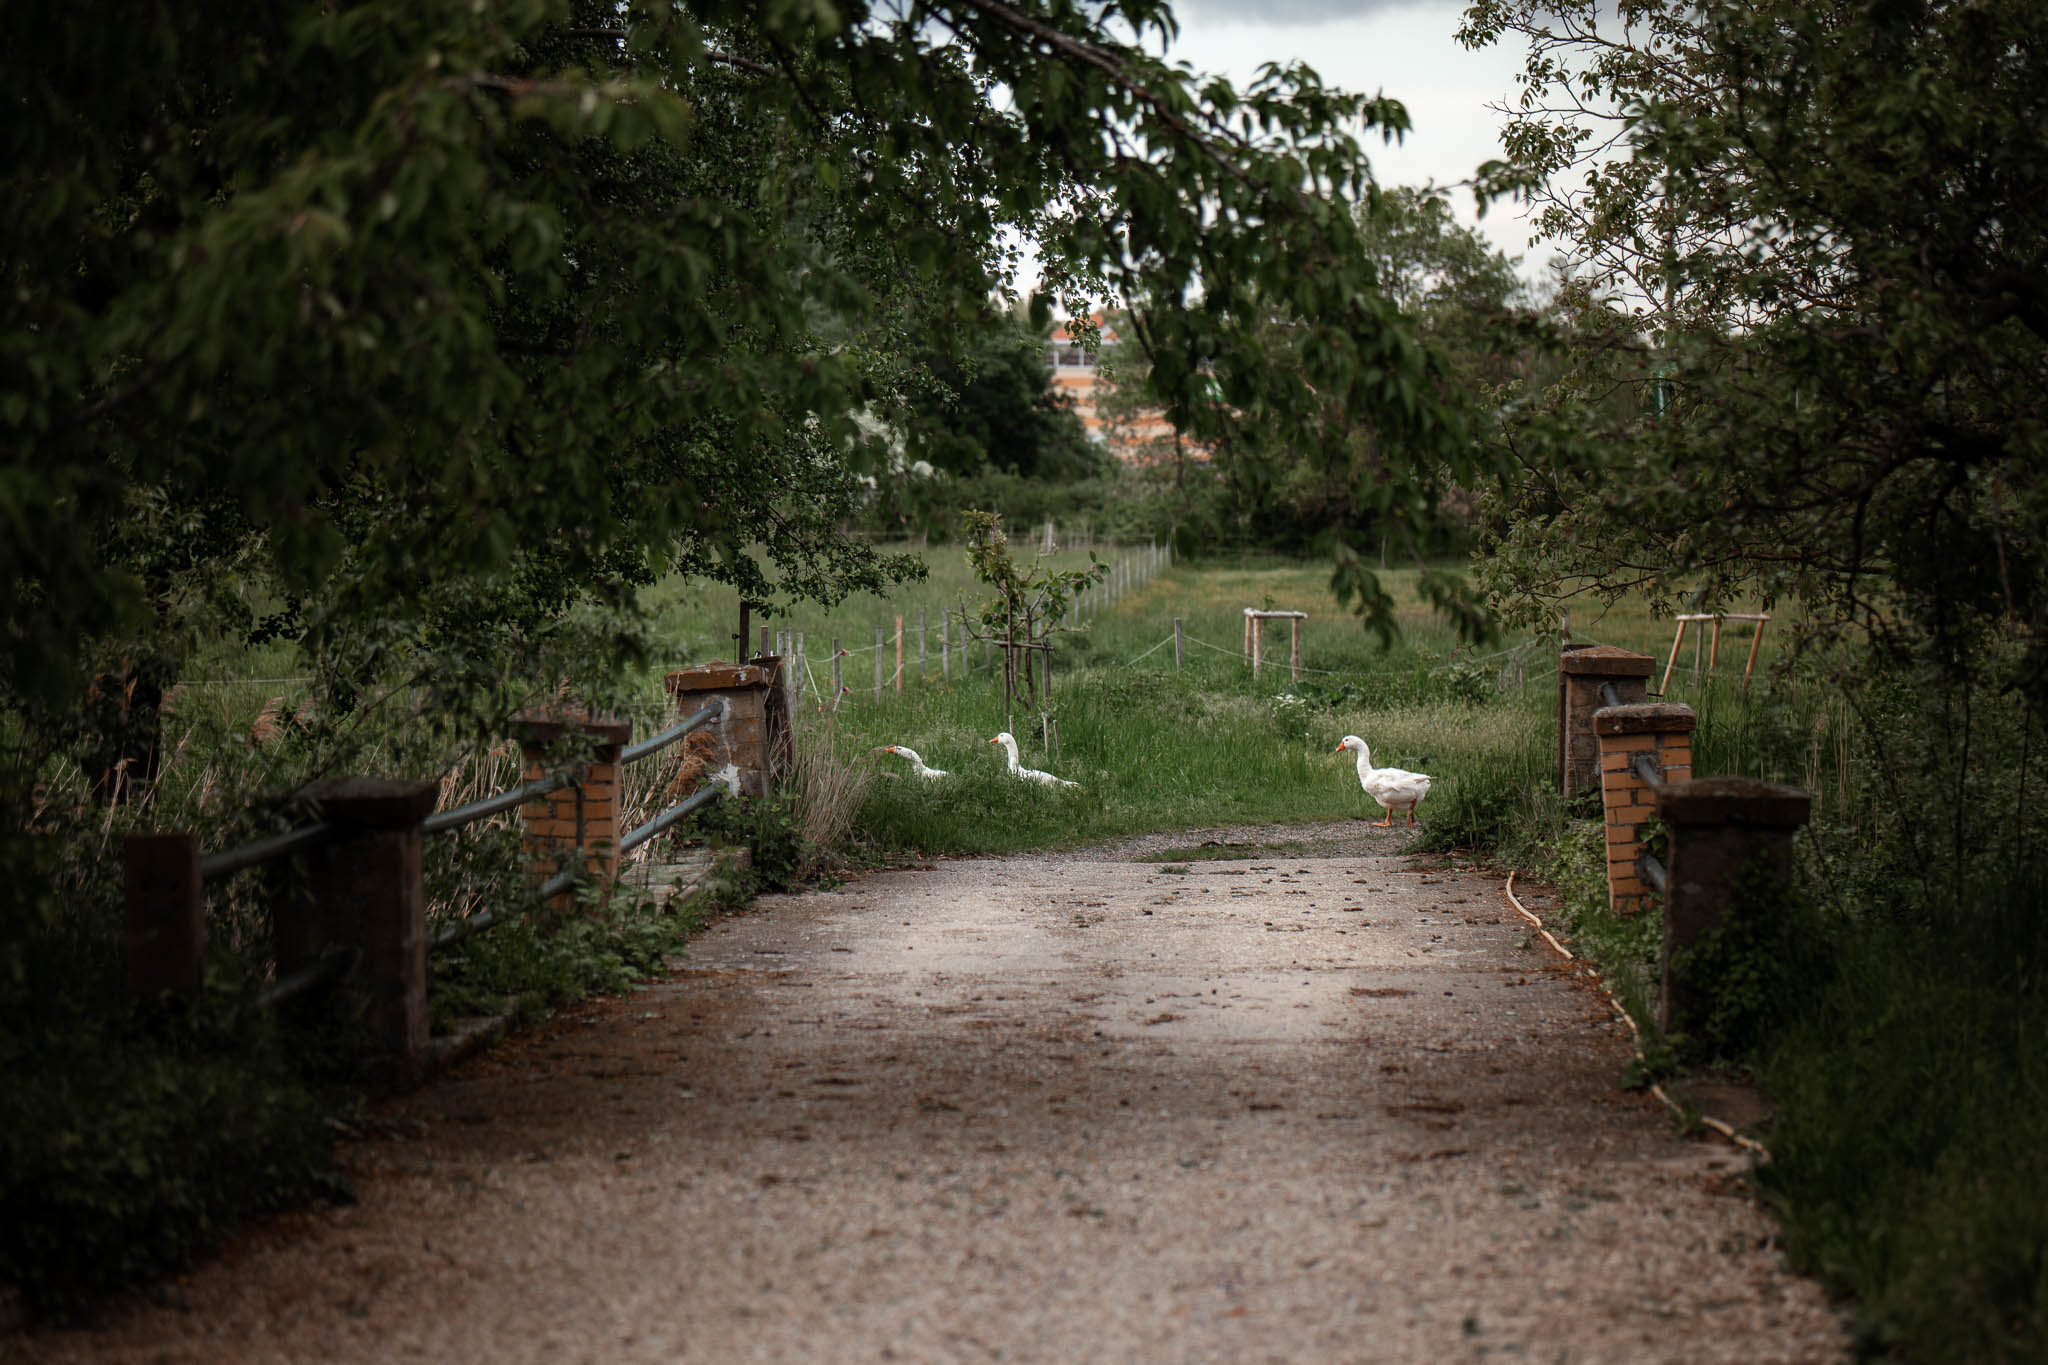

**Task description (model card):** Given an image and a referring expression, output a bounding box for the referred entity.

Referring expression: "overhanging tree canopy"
[5,0,1481,734]
[1462,0,2048,698]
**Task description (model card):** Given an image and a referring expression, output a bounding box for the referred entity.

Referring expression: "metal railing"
[422,769,581,837]
[1631,749,1669,898]
[183,697,732,984]
[427,697,729,953]
[620,780,725,856]
[199,820,343,880]
[618,702,724,765]
[256,946,359,1009]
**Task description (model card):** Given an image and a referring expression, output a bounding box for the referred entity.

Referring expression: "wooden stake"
[1659,619,1688,696]
[1743,617,1768,688]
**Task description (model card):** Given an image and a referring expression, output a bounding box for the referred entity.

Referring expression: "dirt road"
[12,827,1845,1363]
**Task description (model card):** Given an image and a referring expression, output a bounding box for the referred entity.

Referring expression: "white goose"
[880,745,950,780]
[990,731,1078,788]
[1336,734,1433,827]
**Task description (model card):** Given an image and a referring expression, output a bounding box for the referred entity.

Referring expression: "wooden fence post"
[1560,646,1656,799]
[124,832,204,997]
[1174,618,1183,671]
[875,624,884,700]
[1654,777,1813,1036]
[284,776,438,1086]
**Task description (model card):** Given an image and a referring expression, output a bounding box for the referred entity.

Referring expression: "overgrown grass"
[1758,872,2048,1359]
[0,847,344,1321]
[1422,619,2048,1362]
[637,553,1578,856]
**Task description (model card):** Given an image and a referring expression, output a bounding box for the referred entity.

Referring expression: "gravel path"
[11,827,1846,1363]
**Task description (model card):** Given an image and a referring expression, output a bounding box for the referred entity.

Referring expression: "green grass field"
[141,541,1793,869]
[631,545,1790,859]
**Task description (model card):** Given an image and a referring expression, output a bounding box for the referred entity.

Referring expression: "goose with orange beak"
[1336,734,1431,827]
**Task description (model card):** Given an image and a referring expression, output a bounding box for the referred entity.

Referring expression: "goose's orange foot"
[1376,814,1393,827]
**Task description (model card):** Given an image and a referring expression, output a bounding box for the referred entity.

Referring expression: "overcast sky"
[1152,0,1550,282]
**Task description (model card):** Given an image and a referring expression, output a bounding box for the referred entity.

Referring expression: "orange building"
[1048,315,1181,465]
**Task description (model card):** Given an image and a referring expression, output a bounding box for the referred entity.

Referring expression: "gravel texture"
[9,825,1847,1363]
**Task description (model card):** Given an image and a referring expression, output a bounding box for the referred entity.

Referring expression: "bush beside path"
[12,826,1843,1363]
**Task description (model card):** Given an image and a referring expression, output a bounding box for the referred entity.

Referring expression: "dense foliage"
[903,311,1102,483]
[1454,1,2048,1354]
[1464,0,2048,708]
[1097,189,1527,602]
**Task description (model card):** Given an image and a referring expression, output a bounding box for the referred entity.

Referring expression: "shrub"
[1667,859,1831,1066]
[0,994,341,1320]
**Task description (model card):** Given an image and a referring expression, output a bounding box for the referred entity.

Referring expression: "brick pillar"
[124,832,204,997]
[513,713,632,906]
[664,659,787,798]
[1594,702,1696,915]
[1560,645,1656,798]
[283,777,438,1087]
[1654,777,1812,1036]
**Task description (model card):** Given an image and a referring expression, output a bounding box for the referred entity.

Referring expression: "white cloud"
[1169,0,1462,27]
[1159,3,1552,282]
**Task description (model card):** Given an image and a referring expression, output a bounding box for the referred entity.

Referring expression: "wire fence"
[171,539,1629,752]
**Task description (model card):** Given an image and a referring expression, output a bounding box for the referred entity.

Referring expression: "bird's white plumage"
[882,745,950,779]
[991,731,1078,788]
[1336,734,1432,826]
